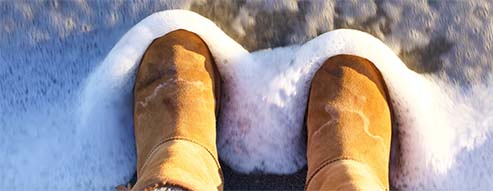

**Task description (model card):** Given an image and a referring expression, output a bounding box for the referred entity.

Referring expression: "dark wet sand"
[127,160,306,191]
[221,160,307,191]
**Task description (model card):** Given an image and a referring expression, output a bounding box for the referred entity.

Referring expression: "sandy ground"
[221,161,307,190]
[126,161,307,190]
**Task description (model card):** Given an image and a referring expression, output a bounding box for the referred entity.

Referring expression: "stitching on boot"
[139,180,192,191]
[305,156,353,188]
[305,157,387,190]
[139,136,224,183]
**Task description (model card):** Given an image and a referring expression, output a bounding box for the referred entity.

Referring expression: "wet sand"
[221,160,306,191]
[126,160,307,191]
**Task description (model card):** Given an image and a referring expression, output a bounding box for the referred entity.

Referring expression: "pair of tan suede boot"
[131,30,391,191]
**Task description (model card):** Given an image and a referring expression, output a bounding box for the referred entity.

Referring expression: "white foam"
[77,10,493,189]
[1,8,490,190]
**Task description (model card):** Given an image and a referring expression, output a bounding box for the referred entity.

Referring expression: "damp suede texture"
[132,30,223,191]
[306,55,391,190]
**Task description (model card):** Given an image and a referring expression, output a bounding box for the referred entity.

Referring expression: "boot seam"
[305,156,352,189]
[136,179,194,191]
[305,157,387,190]
[139,136,224,184]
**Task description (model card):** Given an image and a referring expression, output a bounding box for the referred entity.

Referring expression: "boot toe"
[306,54,392,190]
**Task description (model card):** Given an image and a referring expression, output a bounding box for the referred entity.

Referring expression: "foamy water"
[82,10,492,189]
[1,8,493,191]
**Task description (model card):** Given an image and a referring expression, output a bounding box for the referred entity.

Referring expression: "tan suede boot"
[132,30,223,191]
[305,55,392,190]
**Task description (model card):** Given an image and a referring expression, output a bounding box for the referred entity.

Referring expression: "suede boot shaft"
[306,55,392,190]
[132,30,222,191]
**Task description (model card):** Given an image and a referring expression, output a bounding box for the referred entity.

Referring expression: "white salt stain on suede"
[350,108,387,153]
[312,115,337,140]
[138,78,205,108]
[138,79,176,108]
